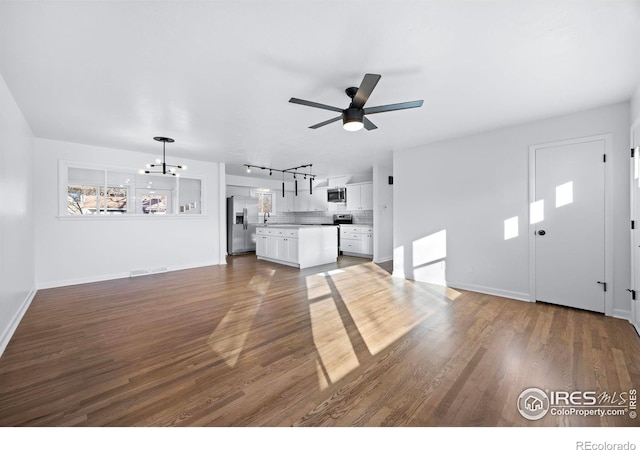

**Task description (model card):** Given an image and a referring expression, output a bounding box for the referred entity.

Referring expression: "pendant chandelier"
[140,137,186,176]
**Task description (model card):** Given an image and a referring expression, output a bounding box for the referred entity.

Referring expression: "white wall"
[394,102,631,315]
[373,164,393,263]
[631,81,640,125]
[0,73,35,355]
[34,138,225,288]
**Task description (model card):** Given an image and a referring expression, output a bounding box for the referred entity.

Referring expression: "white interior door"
[631,125,640,333]
[533,139,606,313]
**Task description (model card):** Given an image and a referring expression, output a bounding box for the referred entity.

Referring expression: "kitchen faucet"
[263,212,270,223]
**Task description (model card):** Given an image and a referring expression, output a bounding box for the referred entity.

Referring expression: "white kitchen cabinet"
[284,236,298,263]
[309,188,328,212]
[359,183,373,210]
[340,224,373,258]
[284,191,295,212]
[360,232,373,255]
[346,182,373,211]
[257,234,267,256]
[256,225,337,268]
[293,190,308,211]
[274,235,298,263]
[293,189,327,212]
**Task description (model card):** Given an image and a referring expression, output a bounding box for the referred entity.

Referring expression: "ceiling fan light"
[342,107,364,131]
[343,120,363,131]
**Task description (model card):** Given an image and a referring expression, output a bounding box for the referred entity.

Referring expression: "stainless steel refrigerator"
[227,195,259,255]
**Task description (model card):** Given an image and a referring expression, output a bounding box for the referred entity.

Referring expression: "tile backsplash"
[265,209,373,225]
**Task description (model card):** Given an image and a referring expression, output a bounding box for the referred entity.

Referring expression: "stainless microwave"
[327,187,346,203]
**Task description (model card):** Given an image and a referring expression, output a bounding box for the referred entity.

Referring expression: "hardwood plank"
[0,255,638,426]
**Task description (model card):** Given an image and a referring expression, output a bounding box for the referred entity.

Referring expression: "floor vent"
[130,266,168,277]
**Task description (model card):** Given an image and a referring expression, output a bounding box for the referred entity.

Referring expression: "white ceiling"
[1,1,640,180]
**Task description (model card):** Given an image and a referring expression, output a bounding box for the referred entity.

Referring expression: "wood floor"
[0,255,639,426]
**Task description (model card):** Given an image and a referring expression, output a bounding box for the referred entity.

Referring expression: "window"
[67,185,98,214]
[62,162,203,216]
[252,190,274,214]
[141,194,167,214]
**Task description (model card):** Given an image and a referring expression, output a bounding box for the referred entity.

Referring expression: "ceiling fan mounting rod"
[345,86,359,99]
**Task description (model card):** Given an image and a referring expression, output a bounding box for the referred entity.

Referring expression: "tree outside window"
[253,191,273,214]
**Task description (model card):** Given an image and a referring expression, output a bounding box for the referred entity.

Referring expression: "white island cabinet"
[256,225,338,269]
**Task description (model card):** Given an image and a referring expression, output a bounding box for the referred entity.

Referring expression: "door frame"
[630,118,640,333]
[528,133,613,316]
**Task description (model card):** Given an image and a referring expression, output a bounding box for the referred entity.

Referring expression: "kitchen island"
[256,224,338,269]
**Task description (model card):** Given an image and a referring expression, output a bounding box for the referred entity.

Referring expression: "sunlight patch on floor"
[309,298,359,384]
[207,299,262,368]
[248,269,275,295]
[328,267,437,356]
[305,273,332,301]
[342,292,432,356]
[317,269,345,277]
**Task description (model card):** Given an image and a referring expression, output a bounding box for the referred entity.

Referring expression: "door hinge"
[633,220,636,230]
[627,289,636,300]
[597,281,607,292]
[632,148,636,158]
[603,154,607,163]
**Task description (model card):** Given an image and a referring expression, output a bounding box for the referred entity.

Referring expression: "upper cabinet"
[346,182,373,211]
[284,190,296,212]
[293,188,328,212]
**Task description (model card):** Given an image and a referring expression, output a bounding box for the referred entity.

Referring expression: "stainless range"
[333,214,353,255]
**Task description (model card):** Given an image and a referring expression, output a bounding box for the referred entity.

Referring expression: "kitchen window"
[252,190,274,214]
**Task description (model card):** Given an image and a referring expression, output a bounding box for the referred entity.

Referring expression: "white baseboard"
[37,260,221,290]
[0,287,37,359]
[390,273,531,303]
[445,281,531,303]
[373,255,393,264]
[37,271,131,289]
[612,308,632,321]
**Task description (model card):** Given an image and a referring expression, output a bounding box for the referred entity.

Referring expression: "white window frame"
[58,160,206,218]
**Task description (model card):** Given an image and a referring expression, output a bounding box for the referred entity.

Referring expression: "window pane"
[67,185,98,215]
[262,193,273,213]
[252,191,273,214]
[178,177,201,214]
[142,194,167,214]
[100,187,128,214]
[67,167,103,215]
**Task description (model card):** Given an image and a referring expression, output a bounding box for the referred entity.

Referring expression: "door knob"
[537,230,546,236]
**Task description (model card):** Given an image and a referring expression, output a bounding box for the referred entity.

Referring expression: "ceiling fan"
[289,73,423,131]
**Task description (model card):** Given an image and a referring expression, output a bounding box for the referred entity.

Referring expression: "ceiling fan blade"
[363,117,377,131]
[289,98,343,113]
[364,100,424,115]
[309,115,342,129]
[351,73,381,109]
